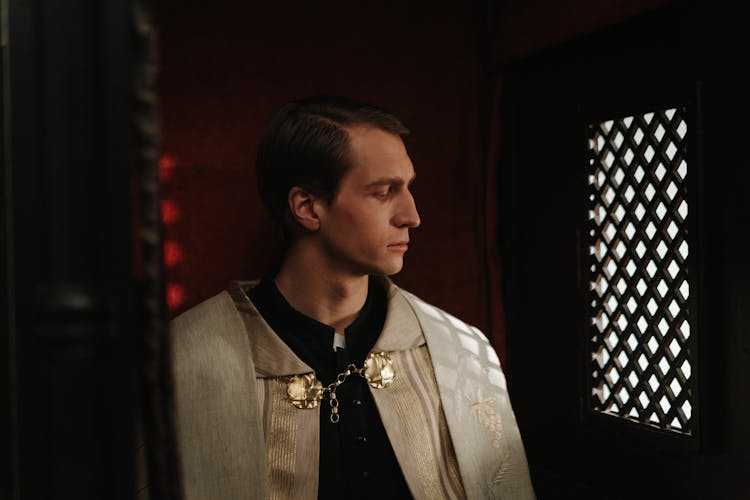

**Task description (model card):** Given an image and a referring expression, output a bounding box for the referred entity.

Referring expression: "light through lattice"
[587,108,693,434]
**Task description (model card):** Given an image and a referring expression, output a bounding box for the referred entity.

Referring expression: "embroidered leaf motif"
[472,388,504,449]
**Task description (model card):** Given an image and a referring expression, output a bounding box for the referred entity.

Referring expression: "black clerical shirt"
[247,277,412,500]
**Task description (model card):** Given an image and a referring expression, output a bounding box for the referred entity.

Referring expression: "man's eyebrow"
[364,174,417,188]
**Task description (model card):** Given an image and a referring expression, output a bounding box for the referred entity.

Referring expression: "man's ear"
[287,186,321,231]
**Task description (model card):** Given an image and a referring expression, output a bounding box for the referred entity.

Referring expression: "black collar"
[246,276,387,383]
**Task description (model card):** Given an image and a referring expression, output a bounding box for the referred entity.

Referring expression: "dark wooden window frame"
[576,85,706,453]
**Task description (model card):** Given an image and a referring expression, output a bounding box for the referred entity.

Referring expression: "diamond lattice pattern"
[587,108,693,434]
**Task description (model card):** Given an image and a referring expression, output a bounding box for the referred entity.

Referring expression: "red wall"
[156,2,496,342]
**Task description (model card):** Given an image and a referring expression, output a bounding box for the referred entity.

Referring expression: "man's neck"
[274,244,369,334]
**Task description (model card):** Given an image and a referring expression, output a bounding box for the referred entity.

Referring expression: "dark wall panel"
[499,3,750,498]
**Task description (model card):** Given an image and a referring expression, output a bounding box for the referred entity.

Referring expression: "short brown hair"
[255,96,410,240]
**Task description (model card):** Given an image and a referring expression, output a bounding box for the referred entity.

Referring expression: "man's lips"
[387,241,409,251]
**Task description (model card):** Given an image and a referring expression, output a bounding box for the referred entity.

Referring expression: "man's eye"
[374,188,392,199]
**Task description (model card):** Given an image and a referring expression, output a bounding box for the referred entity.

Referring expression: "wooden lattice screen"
[587,108,694,434]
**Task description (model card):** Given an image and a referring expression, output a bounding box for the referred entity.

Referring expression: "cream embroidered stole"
[171,280,535,500]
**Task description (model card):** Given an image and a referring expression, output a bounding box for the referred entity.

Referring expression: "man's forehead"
[349,159,416,186]
[346,126,414,179]
[347,126,407,155]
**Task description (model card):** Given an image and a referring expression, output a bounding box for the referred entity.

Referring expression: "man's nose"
[396,190,421,228]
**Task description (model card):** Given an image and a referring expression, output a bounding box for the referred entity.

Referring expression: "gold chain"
[286,352,395,424]
[323,363,366,423]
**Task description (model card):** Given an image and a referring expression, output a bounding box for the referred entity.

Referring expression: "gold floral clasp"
[363,351,395,389]
[287,373,324,409]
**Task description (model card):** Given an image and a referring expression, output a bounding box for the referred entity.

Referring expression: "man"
[170,96,535,499]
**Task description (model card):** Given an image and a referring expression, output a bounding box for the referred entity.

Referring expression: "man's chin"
[382,260,405,276]
[354,256,404,277]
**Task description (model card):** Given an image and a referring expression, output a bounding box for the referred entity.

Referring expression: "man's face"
[315,126,420,277]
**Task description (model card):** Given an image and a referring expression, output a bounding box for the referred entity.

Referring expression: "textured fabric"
[369,345,466,500]
[401,290,536,499]
[170,292,268,500]
[258,377,319,500]
[171,279,533,499]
